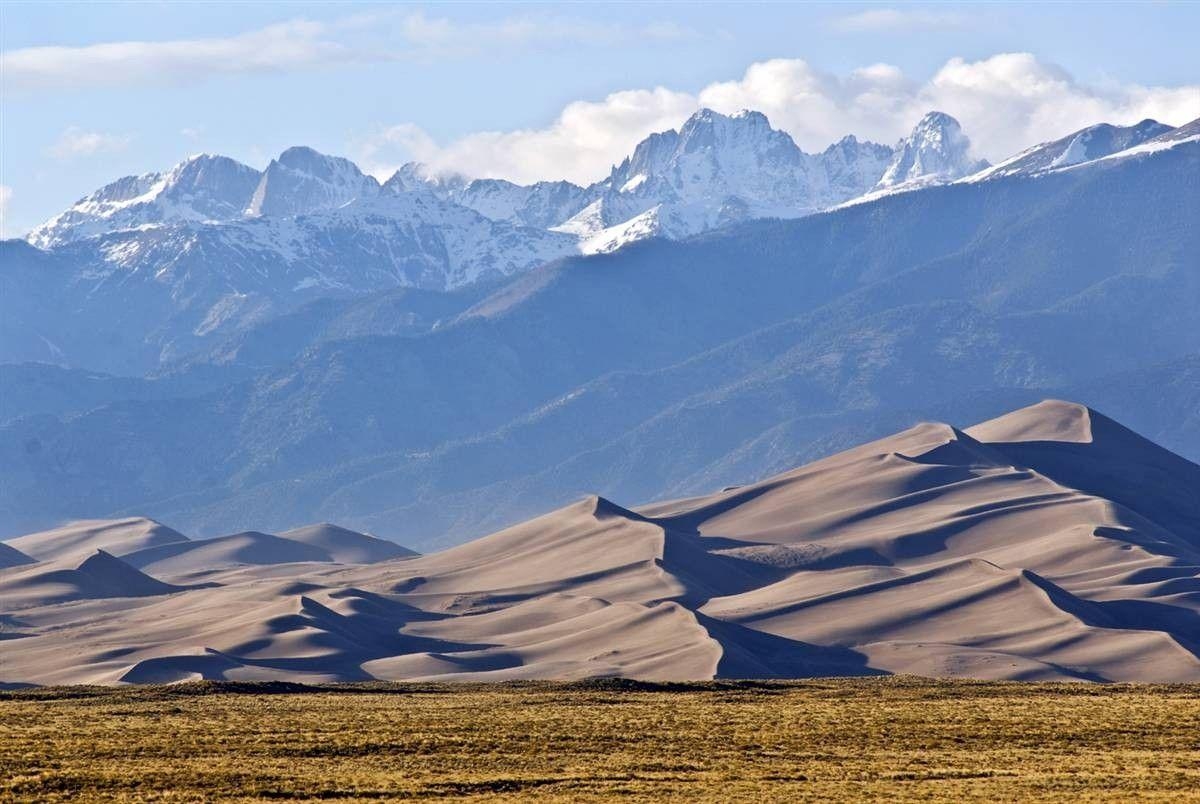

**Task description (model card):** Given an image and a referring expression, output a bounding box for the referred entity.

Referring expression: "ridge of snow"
[959,119,1175,183]
[620,174,648,193]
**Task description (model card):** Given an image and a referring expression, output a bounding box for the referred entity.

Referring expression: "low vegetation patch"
[3,678,1200,801]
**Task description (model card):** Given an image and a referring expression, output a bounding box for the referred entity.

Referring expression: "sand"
[4,517,188,562]
[3,399,1200,685]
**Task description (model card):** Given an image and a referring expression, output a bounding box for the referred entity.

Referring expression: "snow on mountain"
[27,154,262,249]
[573,204,692,255]
[1068,117,1198,166]
[25,110,903,268]
[73,188,578,298]
[17,144,585,368]
[382,163,594,231]
[449,178,594,229]
[875,111,988,190]
[382,162,470,196]
[25,109,1186,370]
[819,135,896,200]
[547,108,897,253]
[600,109,823,228]
[40,110,1181,275]
[964,119,1173,182]
[245,146,380,217]
[551,195,637,238]
[623,109,814,207]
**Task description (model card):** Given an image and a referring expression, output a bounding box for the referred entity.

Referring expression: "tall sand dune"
[279,523,418,564]
[3,400,1200,684]
[3,517,187,562]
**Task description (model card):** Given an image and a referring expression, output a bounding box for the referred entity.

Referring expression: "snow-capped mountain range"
[28,109,973,258]
[30,108,1182,263]
[12,109,1192,372]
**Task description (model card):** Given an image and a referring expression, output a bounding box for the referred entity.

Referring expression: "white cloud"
[829,8,971,33]
[47,127,131,159]
[0,185,12,239]
[358,87,697,185]
[916,53,1200,158]
[180,127,203,140]
[4,20,350,91]
[359,53,1200,186]
[1,13,698,91]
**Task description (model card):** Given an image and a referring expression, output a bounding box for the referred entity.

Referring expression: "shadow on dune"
[698,613,883,679]
[985,433,1200,547]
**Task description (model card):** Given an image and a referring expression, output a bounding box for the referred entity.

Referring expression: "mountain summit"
[27,154,262,248]
[554,108,896,253]
[13,110,1188,373]
[968,118,1173,181]
[245,147,380,218]
[875,111,988,189]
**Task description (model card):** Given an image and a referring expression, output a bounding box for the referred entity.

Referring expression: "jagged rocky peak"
[383,162,433,194]
[563,108,906,252]
[246,146,380,217]
[157,154,262,212]
[165,152,259,189]
[455,178,593,229]
[382,162,471,198]
[614,129,681,187]
[275,146,362,181]
[821,135,895,196]
[876,111,988,189]
[678,108,797,155]
[26,153,262,249]
[390,161,594,230]
[612,108,805,190]
[822,134,894,163]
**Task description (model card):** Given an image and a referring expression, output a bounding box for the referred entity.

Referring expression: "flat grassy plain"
[3,678,1200,802]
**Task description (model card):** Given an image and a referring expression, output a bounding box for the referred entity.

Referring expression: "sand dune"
[0,549,190,610]
[279,523,419,564]
[120,531,337,580]
[3,517,187,562]
[119,527,417,581]
[4,400,1200,684]
[0,542,34,570]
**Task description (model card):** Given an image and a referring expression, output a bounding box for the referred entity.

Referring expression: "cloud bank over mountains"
[363,53,1200,185]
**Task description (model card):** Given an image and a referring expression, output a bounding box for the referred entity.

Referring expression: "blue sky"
[3,1,1199,236]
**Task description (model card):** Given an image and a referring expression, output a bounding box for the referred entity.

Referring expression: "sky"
[2,1,1199,237]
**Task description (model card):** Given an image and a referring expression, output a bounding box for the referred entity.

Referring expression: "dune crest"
[967,399,1095,444]
[4,400,1200,685]
[4,517,188,562]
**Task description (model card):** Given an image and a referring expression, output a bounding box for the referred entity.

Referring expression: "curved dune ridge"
[3,399,1200,685]
[4,517,189,562]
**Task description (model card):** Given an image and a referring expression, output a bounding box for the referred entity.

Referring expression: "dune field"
[3,400,1200,686]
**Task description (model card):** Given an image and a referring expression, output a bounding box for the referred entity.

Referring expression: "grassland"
[3,678,1200,801]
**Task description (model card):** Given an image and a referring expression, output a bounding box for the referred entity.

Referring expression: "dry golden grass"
[2,678,1200,801]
